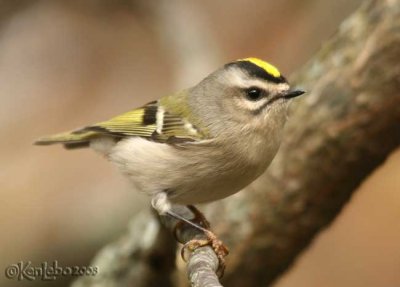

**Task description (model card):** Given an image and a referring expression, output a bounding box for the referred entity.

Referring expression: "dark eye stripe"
[251,95,286,115]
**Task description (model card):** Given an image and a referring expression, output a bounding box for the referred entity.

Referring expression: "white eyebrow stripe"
[224,70,270,90]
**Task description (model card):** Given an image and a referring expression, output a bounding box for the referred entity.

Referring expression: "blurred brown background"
[1,1,399,286]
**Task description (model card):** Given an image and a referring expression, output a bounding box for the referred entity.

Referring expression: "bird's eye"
[245,87,263,101]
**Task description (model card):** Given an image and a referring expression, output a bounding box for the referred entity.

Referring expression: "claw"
[181,229,229,277]
[168,205,229,277]
[181,238,210,261]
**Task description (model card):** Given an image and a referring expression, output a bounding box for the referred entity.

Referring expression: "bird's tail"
[34,129,98,149]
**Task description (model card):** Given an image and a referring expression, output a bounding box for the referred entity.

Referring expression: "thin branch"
[187,247,221,287]
[158,206,223,287]
[72,206,224,287]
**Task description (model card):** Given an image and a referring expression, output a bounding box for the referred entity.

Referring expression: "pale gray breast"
[104,128,281,205]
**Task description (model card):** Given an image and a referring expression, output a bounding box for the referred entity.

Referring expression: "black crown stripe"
[225,61,287,84]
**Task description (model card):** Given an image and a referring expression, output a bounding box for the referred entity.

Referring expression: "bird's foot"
[168,204,229,277]
[181,229,229,277]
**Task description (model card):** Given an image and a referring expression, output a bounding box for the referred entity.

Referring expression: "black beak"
[283,89,305,99]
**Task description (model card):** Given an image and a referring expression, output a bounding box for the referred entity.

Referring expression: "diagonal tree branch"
[72,0,400,286]
[218,0,400,285]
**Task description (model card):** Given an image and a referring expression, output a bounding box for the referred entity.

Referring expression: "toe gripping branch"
[167,205,229,277]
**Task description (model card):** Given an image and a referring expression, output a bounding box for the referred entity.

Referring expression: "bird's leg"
[171,205,210,240]
[168,206,229,277]
[151,193,228,276]
[151,193,207,235]
[186,205,211,229]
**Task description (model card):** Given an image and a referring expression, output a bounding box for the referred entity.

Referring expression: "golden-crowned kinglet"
[36,57,304,217]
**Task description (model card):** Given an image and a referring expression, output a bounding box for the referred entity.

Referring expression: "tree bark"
[220,0,400,285]
[72,0,400,286]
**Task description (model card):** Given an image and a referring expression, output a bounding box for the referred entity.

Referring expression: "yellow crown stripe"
[239,57,281,78]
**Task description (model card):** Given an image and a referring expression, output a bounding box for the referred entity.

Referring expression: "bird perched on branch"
[35,57,304,274]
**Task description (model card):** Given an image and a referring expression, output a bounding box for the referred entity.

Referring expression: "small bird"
[35,57,304,269]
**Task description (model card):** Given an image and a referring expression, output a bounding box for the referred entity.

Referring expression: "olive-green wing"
[35,100,207,149]
[87,100,207,143]
[87,101,158,138]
